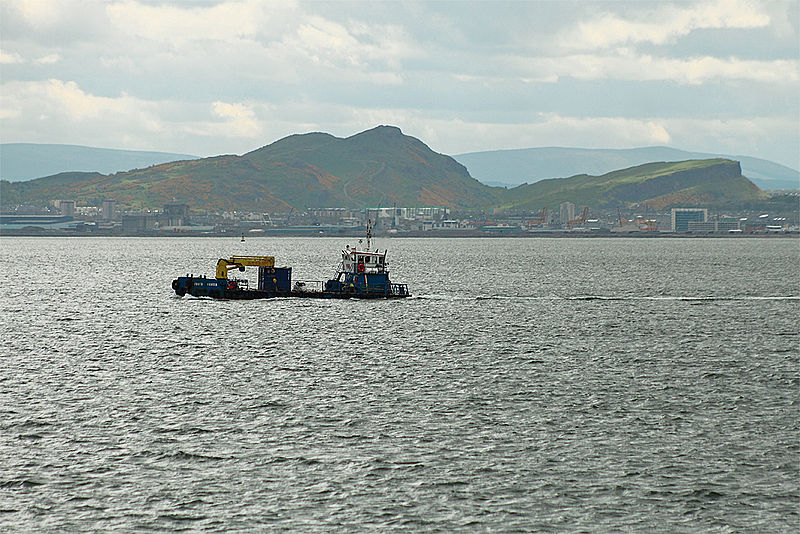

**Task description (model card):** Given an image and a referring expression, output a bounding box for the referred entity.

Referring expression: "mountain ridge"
[1,127,766,212]
[1,127,497,211]
[454,146,799,191]
[0,143,199,182]
[497,159,764,210]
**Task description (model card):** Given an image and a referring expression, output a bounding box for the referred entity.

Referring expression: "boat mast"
[366,212,372,251]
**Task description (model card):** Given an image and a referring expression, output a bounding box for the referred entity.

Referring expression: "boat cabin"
[324,244,396,294]
[341,248,387,274]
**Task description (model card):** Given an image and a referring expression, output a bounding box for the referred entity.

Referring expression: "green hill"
[0,126,497,211]
[455,146,799,191]
[498,159,765,210]
[0,127,766,213]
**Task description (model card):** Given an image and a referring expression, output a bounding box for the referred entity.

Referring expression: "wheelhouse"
[341,248,387,274]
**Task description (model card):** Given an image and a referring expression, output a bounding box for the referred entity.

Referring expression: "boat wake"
[414,294,799,302]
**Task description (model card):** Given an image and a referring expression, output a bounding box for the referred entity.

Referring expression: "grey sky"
[1,0,798,169]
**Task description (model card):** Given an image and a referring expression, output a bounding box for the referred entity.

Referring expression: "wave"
[415,294,799,302]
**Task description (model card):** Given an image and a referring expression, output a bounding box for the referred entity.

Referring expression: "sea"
[1,236,798,532]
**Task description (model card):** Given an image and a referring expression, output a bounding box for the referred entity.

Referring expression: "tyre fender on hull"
[172,279,187,296]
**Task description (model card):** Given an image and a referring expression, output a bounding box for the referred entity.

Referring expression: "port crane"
[635,204,658,231]
[617,207,631,228]
[567,206,589,229]
[525,207,548,230]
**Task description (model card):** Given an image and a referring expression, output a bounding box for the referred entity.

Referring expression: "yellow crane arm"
[215,255,275,279]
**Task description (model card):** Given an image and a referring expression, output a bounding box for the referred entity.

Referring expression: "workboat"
[171,226,410,300]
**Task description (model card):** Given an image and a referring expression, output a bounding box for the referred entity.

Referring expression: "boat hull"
[171,276,410,300]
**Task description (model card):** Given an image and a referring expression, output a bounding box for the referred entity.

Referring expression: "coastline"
[1,229,797,238]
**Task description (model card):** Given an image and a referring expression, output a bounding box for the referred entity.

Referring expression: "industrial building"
[559,202,575,226]
[102,200,115,221]
[671,208,708,232]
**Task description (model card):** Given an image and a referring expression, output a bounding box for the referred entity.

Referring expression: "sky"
[1,0,798,169]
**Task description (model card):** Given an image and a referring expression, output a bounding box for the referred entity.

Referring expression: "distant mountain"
[498,159,765,210]
[454,147,799,191]
[0,143,199,182]
[1,128,768,213]
[1,126,498,211]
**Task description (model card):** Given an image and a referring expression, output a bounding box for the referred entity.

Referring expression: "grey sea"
[1,236,798,532]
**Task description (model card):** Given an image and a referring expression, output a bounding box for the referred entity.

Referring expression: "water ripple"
[0,236,797,532]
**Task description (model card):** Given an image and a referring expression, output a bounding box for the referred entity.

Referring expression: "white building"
[559,202,575,225]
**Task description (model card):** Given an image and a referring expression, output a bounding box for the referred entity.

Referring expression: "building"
[717,221,740,233]
[122,213,157,233]
[559,202,575,226]
[59,200,75,217]
[102,200,115,221]
[687,220,717,233]
[671,208,707,232]
[0,214,76,231]
[163,202,190,227]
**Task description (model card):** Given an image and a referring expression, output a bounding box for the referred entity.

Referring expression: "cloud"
[565,0,771,50]
[10,0,67,29]
[212,101,261,137]
[515,52,799,84]
[42,79,138,120]
[658,115,800,157]
[1,79,163,147]
[0,1,797,169]
[0,79,264,154]
[0,50,24,64]
[35,53,61,65]
[105,0,284,45]
[96,0,415,91]
[3,0,113,45]
[419,114,675,154]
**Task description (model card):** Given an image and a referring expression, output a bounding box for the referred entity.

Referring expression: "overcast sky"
[1,0,798,169]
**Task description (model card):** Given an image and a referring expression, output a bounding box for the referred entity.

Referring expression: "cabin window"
[366,256,373,263]
[358,256,364,262]
[378,257,384,264]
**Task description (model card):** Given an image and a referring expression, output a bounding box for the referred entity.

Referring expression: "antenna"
[366,216,372,251]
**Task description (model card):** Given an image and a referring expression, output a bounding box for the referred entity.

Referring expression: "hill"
[0,128,768,214]
[0,143,198,182]
[498,159,765,210]
[454,147,799,191]
[1,127,499,211]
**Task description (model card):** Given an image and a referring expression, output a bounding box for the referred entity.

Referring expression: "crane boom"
[567,206,589,229]
[525,206,548,230]
[216,255,275,279]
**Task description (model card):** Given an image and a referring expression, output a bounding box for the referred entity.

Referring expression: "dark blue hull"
[172,276,410,300]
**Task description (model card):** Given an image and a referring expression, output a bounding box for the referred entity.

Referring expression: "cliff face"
[613,161,761,208]
[500,159,764,210]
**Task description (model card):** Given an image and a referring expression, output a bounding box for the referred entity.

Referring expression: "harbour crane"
[525,207,548,230]
[617,207,631,228]
[636,204,658,231]
[567,206,589,229]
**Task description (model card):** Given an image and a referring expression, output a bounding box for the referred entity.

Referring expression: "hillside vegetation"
[498,159,765,210]
[455,146,799,190]
[0,126,765,212]
[1,126,496,211]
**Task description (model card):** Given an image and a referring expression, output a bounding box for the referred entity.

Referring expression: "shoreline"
[1,229,797,238]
